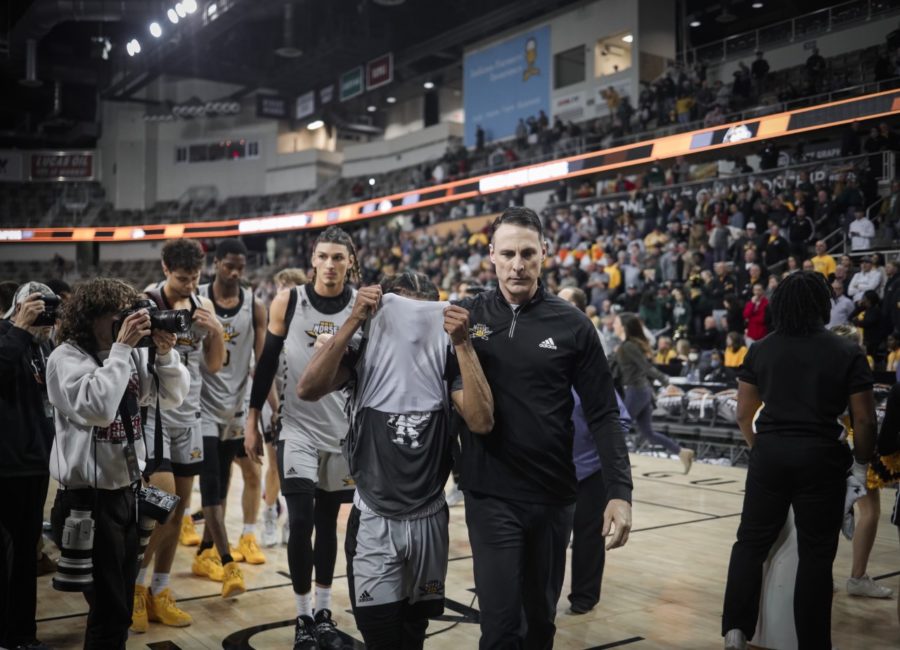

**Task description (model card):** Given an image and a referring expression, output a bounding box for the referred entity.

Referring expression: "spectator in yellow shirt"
[810,240,836,278]
[654,336,678,365]
[887,334,900,372]
[724,331,748,368]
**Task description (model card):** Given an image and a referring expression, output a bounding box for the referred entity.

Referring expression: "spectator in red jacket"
[743,282,769,342]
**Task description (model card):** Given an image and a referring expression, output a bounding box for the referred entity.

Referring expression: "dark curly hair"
[769,270,833,336]
[311,226,360,284]
[161,239,205,272]
[381,271,439,301]
[56,278,138,352]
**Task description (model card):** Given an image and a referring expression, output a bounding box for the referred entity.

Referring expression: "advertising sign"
[295,91,315,120]
[256,94,289,119]
[0,151,24,182]
[30,151,94,181]
[340,67,364,102]
[366,53,393,90]
[463,25,551,146]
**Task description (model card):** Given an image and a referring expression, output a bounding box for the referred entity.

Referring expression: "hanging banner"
[256,94,289,119]
[30,151,95,181]
[0,151,24,182]
[366,53,393,90]
[295,91,315,120]
[340,67,364,102]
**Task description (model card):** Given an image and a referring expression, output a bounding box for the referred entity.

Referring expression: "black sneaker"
[293,615,318,650]
[314,609,343,650]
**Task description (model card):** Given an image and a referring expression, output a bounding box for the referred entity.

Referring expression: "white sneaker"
[281,520,290,546]
[261,508,279,548]
[846,575,894,598]
[445,484,464,507]
[724,629,747,650]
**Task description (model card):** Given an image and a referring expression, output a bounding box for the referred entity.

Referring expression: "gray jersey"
[199,283,255,424]
[148,284,205,428]
[346,294,454,518]
[279,284,359,452]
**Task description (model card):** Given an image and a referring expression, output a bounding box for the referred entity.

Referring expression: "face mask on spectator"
[688,352,699,362]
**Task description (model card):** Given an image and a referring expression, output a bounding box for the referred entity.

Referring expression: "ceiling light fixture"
[386,96,397,104]
[131,39,141,54]
[423,81,435,90]
[367,105,377,112]
[690,20,701,27]
[752,2,764,7]
[175,3,187,19]
[167,8,179,23]
[622,34,633,43]
[207,3,217,17]
[368,178,376,186]
[307,119,324,130]
[149,22,162,38]
[183,0,198,13]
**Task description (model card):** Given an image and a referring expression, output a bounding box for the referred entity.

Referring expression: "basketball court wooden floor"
[36,454,900,649]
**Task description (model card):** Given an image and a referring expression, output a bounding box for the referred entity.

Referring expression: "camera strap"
[143,347,165,481]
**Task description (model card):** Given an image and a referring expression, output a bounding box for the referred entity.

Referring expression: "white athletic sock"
[150,573,170,594]
[295,592,313,618]
[265,504,278,517]
[136,568,148,585]
[315,585,332,613]
[242,523,256,536]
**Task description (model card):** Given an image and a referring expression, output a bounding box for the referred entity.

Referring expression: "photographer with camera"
[46,278,190,649]
[0,282,57,650]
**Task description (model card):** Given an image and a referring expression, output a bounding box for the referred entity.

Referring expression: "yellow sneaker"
[148,587,192,627]
[130,584,149,633]
[221,561,246,599]
[229,546,245,563]
[191,548,224,582]
[179,515,201,546]
[237,532,266,565]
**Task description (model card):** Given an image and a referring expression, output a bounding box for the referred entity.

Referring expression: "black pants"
[722,435,850,650]
[465,491,574,650]
[0,474,49,647]
[568,470,606,612]
[53,487,139,650]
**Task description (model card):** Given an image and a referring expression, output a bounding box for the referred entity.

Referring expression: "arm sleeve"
[249,331,285,410]
[877,384,900,456]
[46,343,132,428]
[572,320,634,503]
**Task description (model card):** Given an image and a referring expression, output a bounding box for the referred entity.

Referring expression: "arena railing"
[688,0,900,65]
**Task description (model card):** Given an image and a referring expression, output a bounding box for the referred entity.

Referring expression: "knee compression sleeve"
[313,488,344,586]
[284,490,315,594]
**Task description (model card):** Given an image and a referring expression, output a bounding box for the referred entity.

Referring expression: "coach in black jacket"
[456,207,633,649]
[0,283,56,650]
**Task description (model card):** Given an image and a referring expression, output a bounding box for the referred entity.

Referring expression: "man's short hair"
[274,268,308,288]
[559,287,587,312]
[162,239,205,272]
[491,206,543,241]
[45,278,71,297]
[215,238,248,260]
[381,271,439,301]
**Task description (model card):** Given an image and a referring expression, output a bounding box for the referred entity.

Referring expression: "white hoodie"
[47,342,190,490]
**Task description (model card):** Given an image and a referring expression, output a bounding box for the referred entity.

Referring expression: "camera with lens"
[138,484,181,524]
[32,294,61,327]
[112,299,192,348]
[52,508,95,592]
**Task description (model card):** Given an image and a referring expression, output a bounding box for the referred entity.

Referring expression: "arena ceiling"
[0,0,585,148]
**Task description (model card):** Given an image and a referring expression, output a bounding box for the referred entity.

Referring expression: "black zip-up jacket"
[455,286,633,505]
[0,320,55,477]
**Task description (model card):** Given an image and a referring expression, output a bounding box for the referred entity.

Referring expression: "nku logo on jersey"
[305,321,338,341]
[469,323,493,341]
[222,323,241,345]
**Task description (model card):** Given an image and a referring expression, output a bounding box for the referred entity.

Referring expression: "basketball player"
[297,271,494,649]
[131,239,225,632]
[261,267,308,548]
[191,238,269,598]
[245,227,359,650]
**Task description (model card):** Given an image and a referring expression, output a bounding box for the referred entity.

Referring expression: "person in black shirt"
[0,282,56,650]
[455,207,633,649]
[721,271,876,650]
